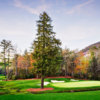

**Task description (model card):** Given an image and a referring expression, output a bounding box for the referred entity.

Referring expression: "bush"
[9,67,37,80]
[11,75,17,80]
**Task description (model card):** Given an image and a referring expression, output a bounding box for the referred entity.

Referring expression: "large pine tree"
[33,12,61,88]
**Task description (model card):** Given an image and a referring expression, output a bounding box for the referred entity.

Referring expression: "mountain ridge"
[81,41,100,53]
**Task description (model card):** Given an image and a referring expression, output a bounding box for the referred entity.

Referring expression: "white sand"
[37,82,50,86]
[51,80,65,83]
[71,79,79,81]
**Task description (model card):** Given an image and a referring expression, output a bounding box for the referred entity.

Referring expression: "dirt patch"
[27,88,54,92]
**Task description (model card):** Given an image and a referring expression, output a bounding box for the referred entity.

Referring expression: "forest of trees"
[0,12,100,87]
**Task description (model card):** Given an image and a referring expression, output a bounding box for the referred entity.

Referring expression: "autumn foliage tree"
[74,52,90,78]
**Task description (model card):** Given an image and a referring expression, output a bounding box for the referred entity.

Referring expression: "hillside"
[82,41,100,53]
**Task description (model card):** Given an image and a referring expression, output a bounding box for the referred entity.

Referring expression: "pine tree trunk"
[7,66,9,80]
[37,74,39,78]
[65,66,67,76]
[4,50,6,77]
[15,56,18,77]
[15,65,18,77]
[4,61,7,80]
[7,54,10,81]
[26,66,28,76]
[41,76,44,89]
[72,71,74,78]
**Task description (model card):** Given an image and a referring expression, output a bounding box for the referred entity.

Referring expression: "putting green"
[52,81,100,88]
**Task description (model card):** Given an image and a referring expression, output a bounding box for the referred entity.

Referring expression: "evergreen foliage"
[33,12,61,88]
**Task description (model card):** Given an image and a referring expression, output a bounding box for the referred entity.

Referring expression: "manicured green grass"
[0,79,41,94]
[0,74,5,80]
[52,81,100,88]
[0,91,100,100]
[0,75,100,100]
[0,75,100,95]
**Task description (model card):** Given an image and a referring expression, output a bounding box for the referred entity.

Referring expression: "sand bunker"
[51,80,65,83]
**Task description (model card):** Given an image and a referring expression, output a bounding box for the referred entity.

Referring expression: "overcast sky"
[0,0,100,53]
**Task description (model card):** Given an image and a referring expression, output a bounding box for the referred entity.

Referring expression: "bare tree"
[24,49,30,75]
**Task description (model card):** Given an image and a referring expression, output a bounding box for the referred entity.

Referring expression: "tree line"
[0,12,100,88]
